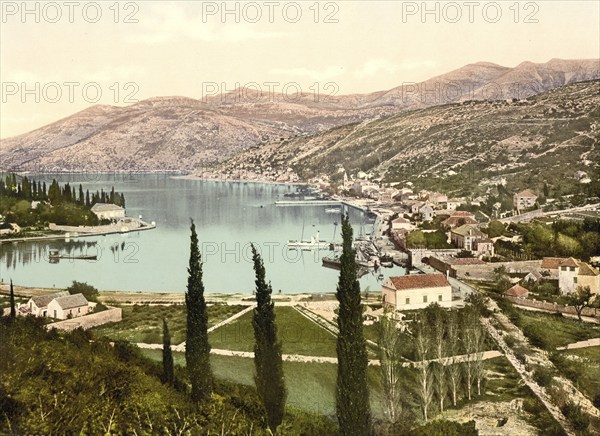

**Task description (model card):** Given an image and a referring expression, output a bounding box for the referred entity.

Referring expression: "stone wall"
[453,260,542,281]
[46,306,122,331]
[506,295,600,319]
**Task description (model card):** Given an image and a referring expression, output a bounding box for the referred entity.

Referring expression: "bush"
[410,419,477,436]
[594,393,600,410]
[561,402,590,432]
[504,335,517,348]
[533,366,554,387]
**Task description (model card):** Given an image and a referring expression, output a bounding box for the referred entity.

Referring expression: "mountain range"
[0,58,598,173]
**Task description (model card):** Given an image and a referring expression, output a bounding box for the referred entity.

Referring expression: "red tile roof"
[578,263,600,277]
[442,216,479,227]
[515,189,537,198]
[541,257,568,270]
[505,284,529,297]
[388,274,450,291]
[559,258,580,268]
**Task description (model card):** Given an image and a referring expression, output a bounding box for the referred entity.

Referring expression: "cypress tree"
[85,190,90,208]
[9,280,16,320]
[335,214,372,435]
[162,318,174,386]
[185,219,213,402]
[251,244,286,432]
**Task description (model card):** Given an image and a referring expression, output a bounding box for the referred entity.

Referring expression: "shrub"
[504,335,517,348]
[533,366,554,387]
[594,393,600,410]
[561,402,590,433]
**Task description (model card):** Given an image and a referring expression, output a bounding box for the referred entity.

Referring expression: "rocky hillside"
[216,80,600,195]
[1,59,597,172]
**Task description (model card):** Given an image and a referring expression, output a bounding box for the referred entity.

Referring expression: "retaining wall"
[46,306,122,331]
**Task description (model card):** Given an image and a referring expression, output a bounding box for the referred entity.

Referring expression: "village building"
[524,270,543,284]
[446,198,463,211]
[46,294,90,320]
[557,257,600,295]
[428,192,448,206]
[441,211,478,228]
[391,216,415,232]
[428,255,485,278]
[409,201,425,215]
[450,224,494,257]
[513,189,538,211]
[382,274,452,310]
[505,284,530,298]
[419,204,434,222]
[91,203,126,220]
[22,291,70,317]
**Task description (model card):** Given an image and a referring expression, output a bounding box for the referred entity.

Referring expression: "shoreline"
[0,283,339,304]
[171,173,314,188]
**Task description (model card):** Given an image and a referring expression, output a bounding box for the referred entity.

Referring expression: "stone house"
[382,274,452,310]
[557,257,600,295]
[391,216,415,232]
[419,204,434,222]
[91,203,125,220]
[513,189,537,211]
[47,294,90,320]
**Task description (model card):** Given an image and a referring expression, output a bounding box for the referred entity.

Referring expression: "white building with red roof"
[382,274,452,310]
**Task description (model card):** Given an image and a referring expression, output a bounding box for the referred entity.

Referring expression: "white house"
[391,217,415,231]
[419,204,434,222]
[382,274,452,310]
[91,203,125,220]
[24,291,70,317]
[446,198,463,211]
[513,189,537,211]
[46,294,90,320]
[557,257,600,295]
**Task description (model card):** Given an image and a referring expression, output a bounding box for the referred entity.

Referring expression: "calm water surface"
[1,174,405,294]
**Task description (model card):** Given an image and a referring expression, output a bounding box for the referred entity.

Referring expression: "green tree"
[378,307,404,424]
[335,214,372,435]
[162,318,174,386]
[185,219,213,402]
[66,281,99,302]
[561,286,599,321]
[251,244,286,432]
[486,220,505,238]
[10,279,16,320]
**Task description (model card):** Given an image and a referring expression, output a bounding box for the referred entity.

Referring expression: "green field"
[90,303,246,344]
[209,306,338,357]
[140,348,383,418]
[514,308,600,350]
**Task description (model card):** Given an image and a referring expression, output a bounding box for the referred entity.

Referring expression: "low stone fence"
[506,295,600,319]
[46,306,122,331]
[454,260,542,281]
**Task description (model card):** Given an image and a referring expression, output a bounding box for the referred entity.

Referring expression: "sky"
[1,0,599,138]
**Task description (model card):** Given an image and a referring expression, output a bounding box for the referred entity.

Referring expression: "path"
[483,297,600,435]
[172,305,255,352]
[513,303,600,324]
[556,338,600,351]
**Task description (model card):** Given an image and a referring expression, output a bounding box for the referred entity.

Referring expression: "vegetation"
[550,348,600,406]
[560,286,600,321]
[335,214,372,435]
[162,318,174,386]
[66,280,99,302]
[500,219,600,261]
[9,280,15,320]
[185,220,213,402]
[0,173,126,229]
[250,244,286,432]
[406,230,452,249]
[0,317,338,434]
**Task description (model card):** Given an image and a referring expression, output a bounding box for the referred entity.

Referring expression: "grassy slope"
[209,306,339,357]
[90,304,246,344]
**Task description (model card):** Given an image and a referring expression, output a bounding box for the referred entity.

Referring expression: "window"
[423,295,428,303]
[78,307,81,313]
[438,295,443,302]
[405,298,410,305]
[570,267,576,272]
[561,266,567,271]
[574,277,577,284]
[53,310,57,318]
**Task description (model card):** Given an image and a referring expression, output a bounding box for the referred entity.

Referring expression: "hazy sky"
[1,0,599,138]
